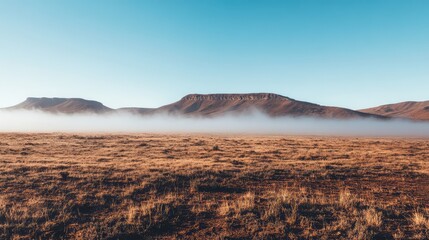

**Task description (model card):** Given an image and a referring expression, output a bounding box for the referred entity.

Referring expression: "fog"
[1,110,429,137]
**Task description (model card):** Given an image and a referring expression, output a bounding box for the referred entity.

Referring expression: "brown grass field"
[0,133,428,239]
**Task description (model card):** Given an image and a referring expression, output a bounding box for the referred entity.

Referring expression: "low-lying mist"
[1,110,429,137]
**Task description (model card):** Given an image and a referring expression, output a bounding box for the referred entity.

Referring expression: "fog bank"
[1,110,429,137]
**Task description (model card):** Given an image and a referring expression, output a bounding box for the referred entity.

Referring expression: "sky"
[0,0,428,110]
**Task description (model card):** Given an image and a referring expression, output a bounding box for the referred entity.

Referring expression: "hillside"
[360,101,429,121]
[7,97,112,114]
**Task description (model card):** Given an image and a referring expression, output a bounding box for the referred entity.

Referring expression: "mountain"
[360,101,429,121]
[4,94,407,120]
[155,93,383,119]
[7,97,112,114]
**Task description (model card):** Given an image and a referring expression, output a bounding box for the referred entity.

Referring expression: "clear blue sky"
[1,0,428,109]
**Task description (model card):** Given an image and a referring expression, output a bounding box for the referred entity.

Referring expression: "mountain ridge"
[3,93,428,121]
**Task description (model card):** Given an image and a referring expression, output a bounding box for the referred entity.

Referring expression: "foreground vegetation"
[0,133,428,239]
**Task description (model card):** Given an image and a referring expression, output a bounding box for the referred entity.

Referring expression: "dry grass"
[218,192,255,217]
[412,211,429,229]
[0,133,428,239]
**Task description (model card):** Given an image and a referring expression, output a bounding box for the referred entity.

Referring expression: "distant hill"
[7,97,112,114]
[155,93,383,119]
[116,107,155,115]
[360,101,429,121]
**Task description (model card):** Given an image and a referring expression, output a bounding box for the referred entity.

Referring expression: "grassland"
[0,133,428,239]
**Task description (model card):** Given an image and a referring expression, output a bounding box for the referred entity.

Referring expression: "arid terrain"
[0,133,428,239]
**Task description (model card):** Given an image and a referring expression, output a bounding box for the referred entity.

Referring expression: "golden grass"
[363,208,382,227]
[0,133,428,239]
[412,211,429,228]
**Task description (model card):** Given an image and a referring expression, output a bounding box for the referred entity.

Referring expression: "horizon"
[1,0,428,109]
[4,92,428,111]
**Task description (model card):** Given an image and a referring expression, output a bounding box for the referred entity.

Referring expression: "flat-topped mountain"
[360,101,429,121]
[156,93,383,119]
[7,97,112,114]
